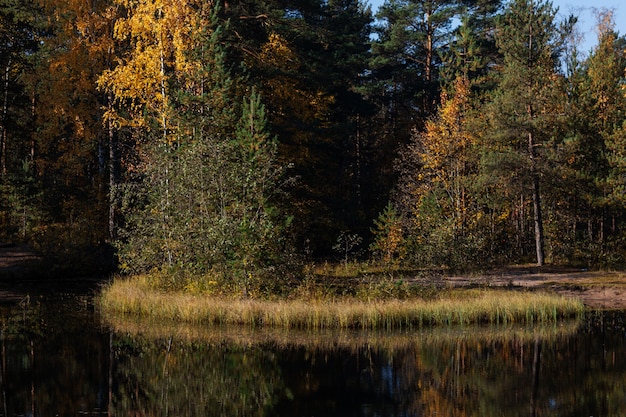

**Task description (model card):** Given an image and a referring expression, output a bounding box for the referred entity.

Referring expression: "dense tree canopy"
[1,0,626,281]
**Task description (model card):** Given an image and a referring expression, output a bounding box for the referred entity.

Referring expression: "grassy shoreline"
[100,276,584,329]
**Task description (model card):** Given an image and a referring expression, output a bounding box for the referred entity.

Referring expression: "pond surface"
[0,291,625,417]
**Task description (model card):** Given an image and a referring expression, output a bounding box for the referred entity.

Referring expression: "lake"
[0,290,624,416]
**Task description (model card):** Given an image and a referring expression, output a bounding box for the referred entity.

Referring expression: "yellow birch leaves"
[98,0,208,136]
[408,77,475,227]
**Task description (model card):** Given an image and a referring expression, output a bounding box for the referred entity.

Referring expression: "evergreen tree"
[224,0,374,255]
[440,0,502,87]
[584,11,626,262]
[481,0,568,266]
[371,0,461,132]
[102,1,288,293]
[0,0,43,241]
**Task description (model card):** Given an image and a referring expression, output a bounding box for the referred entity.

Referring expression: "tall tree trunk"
[107,103,118,240]
[1,328,7,417]
[1,61,10,178]
[355,112,362,208]
[530,336,542,417]
[531,172,544,265]
[30,92,35,165]
[108,331,113,417]
[528,130,545,266]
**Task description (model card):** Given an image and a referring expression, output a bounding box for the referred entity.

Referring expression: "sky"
[552,0,624,53]
[367,0,625,55]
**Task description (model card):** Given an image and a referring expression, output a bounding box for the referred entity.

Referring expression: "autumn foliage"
[1,0,626,282]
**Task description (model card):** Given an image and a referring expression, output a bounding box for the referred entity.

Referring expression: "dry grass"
[100,276,584,329]
[105,314,582,350]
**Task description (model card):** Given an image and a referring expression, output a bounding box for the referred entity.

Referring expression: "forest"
[1,0,625,286]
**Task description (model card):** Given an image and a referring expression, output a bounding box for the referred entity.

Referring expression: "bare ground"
[0,244,44,301]
[0,245,624,309]
[442,265,626,310]
[0,244,41,268]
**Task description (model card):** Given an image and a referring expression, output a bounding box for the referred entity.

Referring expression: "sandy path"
[443,267,626,310]
[0,245,40,269]
[0,245,44,301]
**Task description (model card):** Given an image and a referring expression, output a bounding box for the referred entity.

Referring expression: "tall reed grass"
[100,277,584,329]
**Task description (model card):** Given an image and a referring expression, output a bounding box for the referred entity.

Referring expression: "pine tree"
[586,11,626,260]
[440,0,502,87]
[482,0,568,266]
[226,0,374,255]
[0,0,43,242]
[371,0,473,127]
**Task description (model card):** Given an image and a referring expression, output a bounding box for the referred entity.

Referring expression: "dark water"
[0,293,625,417]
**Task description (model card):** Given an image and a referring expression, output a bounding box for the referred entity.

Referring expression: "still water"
[0,292,624,417]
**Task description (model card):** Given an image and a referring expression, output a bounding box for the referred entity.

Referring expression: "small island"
[100,265,590,329]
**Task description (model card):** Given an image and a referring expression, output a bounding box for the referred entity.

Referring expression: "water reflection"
[1,298,625,417]
[0,296,110,416]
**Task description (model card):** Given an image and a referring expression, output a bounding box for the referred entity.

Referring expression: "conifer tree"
[222,0,374,255]
[440,0,502,86]
[585,11,626,259]
[482,0,568,266]
[0,0,43,241]
[101,1,287,292]
[371,0,461,130]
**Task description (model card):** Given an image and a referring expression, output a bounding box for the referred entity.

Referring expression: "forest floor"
[441,265,626,310]
[0,244,100,301]
[0,244,40,269]
[0,244,43,302]
[0,245,624,309]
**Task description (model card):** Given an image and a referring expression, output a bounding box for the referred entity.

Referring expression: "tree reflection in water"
[1,300,626,417]
[108,314,626,417]
[112,335,285,416]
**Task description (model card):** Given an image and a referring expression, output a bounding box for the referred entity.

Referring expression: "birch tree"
[397,76,482,266]
[100,0,287,292]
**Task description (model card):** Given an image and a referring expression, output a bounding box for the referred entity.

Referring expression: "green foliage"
[0,0,43,243]
[4,0,626,281]
[440,0,502,87]
[117,90,288,292]
[0,160,43,241]
[220,0,375,256]
[106,3,290,294]
[480,0,568,265]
